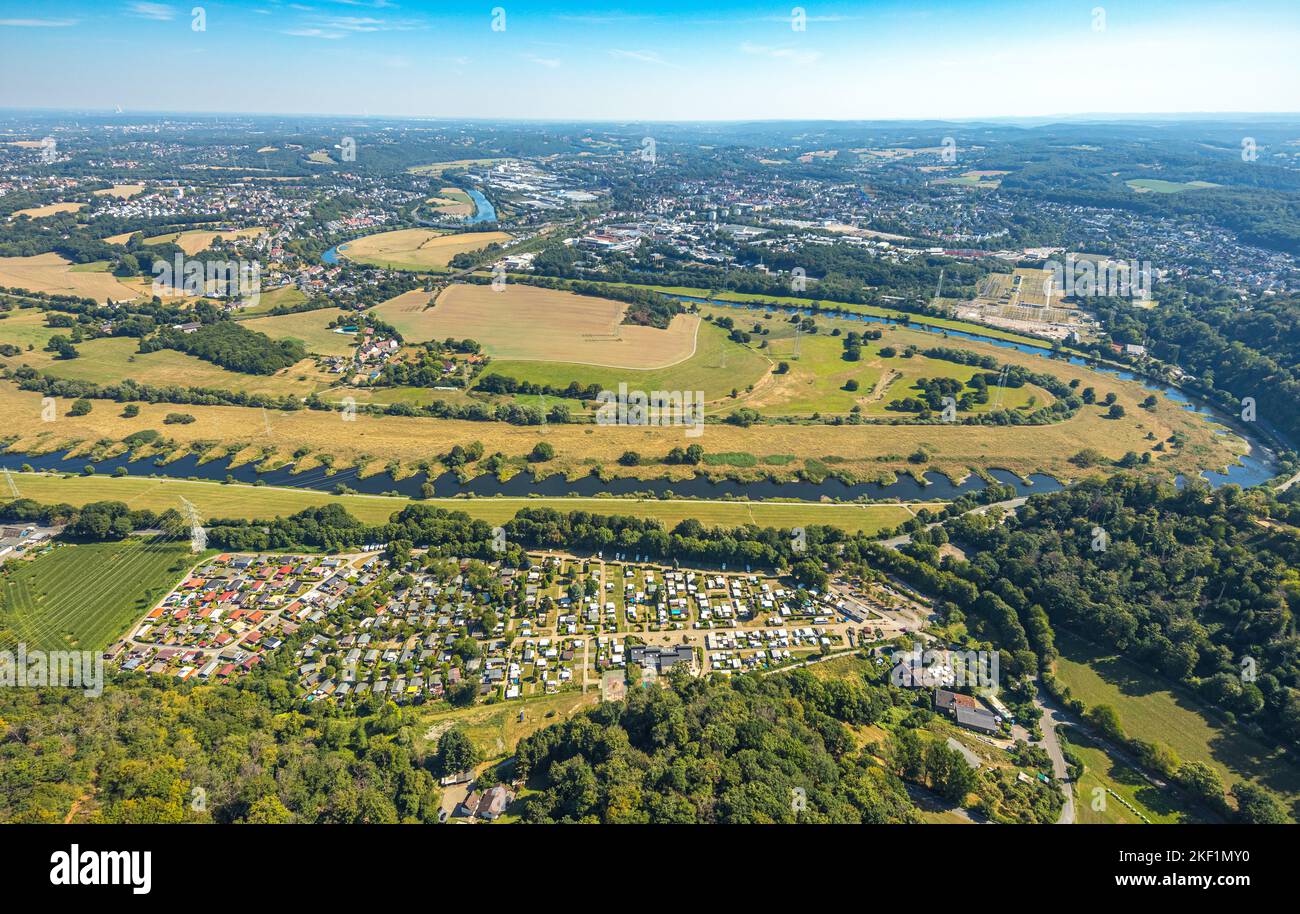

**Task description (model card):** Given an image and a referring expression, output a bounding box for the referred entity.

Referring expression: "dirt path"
[866,367,901,402]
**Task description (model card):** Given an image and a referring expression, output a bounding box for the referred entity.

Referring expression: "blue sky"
[1,0,1297,120]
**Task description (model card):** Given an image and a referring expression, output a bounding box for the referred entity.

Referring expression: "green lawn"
[0,538,196,650]
[0,308,59,351]
[1125,178,1221,194]
[1054,630,1300,812]
[241,308,357,356]
[234,285,307,317]
[4,472,916,534]
[1066,726,1209,824]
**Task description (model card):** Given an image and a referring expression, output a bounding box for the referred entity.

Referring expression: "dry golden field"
[8,202,86,219]
[93,184,146,198]
[141,226,266,255]
[375,283,701,368]
[426,187,474,216]
[407,158,505,176]
[0,253,144,301]
[337,228,510,271]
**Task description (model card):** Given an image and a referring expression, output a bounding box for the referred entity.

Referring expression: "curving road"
[1033,681,1076,824]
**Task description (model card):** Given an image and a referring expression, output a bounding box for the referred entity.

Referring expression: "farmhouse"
[935,689,1001,734]
[457,784,515,821]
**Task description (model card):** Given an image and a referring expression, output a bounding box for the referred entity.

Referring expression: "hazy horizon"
[2,0,1298,121]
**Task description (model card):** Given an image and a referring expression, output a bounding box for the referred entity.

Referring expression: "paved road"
[1277,468,1300,492]
[1032,681,1076,825]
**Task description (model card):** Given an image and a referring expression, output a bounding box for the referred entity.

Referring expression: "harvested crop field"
[426,187,474,216]
[407,158,505,176]
[93,183,146,198]
[9,202,86,219]
[142,226,266,254]
[374,283,701,369]
[0,253,144,301]
[337,228,510,271]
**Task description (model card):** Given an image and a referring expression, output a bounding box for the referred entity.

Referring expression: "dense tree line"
[140,321,306,375]
[1093,283,1300,449]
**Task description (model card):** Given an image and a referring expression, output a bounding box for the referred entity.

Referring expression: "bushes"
[123,429,161,447]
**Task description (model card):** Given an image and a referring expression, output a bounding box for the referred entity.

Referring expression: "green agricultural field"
[241,308,357,357]
[341,385,478,408]
[0,307,60,351]
[0,538,196,651]
[3,472,916,534]
[8,336,332,398]
[1125,178,1221,194]
[1054,630,1300,809]
[234,284,307,316]
[485,316,771,411]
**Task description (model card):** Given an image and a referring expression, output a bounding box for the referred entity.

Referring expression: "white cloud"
[0,18,79,27]
[126,2,176,21]
[282,13,424,39]
[284,28,347,39]
[525,55,562,69]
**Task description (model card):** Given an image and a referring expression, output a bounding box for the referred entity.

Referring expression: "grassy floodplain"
[0,335,332,398]
[1,472,915,534]
[0,351,1242,493]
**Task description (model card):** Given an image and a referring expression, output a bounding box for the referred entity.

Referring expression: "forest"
[513,665,1060,824]
[890,475,1300,755]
